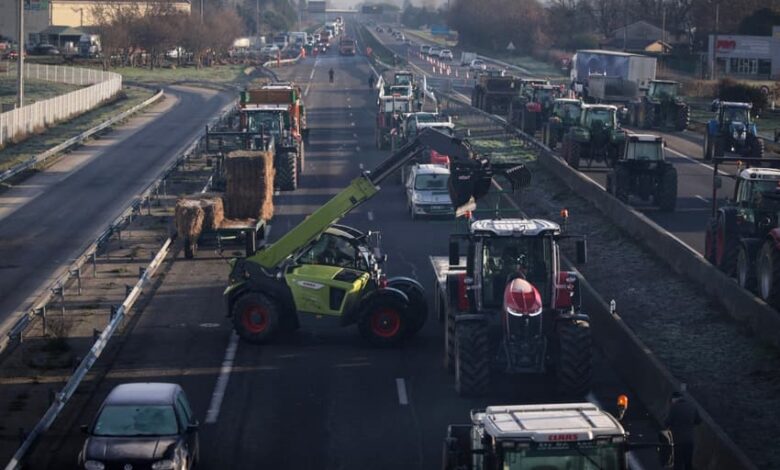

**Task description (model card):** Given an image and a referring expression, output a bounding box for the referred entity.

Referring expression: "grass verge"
[0,75,82,107]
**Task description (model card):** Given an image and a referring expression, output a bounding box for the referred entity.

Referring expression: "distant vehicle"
[420,45,431,55]
[273,33,289,49]
[470,59,487,71]
[440,49,453,61]
[406,164,454,219]
[29,44,60,56]
[260,44,280,55]
[165,46,185,59]
[460,51,477,65]
[339,37,357,56]
[78,383,200,470]
[428,46,442,57]
[376,26,384,33]
[314,33,321,41]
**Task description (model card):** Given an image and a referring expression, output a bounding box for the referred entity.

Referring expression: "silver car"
[406,164,454,219]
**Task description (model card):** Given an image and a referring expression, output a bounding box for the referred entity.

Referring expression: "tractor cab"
[704,101,763,160]
[623,134,664,163]
[732,168,780,218]
[646,80,680,101]
[582,104,619,130]
[393,71,414,87]
[552,98,583,125]
[443,401,673,470]
[607,134,677,211]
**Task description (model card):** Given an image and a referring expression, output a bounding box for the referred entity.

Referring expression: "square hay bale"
[174,199,205,241]
[197,193,225,231]
[224,150,275,221]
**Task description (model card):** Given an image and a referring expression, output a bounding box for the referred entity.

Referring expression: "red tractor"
[432,218,592,397]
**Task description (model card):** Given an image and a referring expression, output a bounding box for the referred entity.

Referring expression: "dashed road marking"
[367,210,374,221]
[396,378,409,405]
[695,194,710,204]
[205,332,239,424]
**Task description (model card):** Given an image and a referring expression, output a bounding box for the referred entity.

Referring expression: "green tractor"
[703,101,764,162]
[606,134,677,211]
[542,98,582,150]
[224,128,531,346]
[562,104,626,169]
[630,80,690,131]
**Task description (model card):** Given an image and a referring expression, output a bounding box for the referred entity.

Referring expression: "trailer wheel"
[275,151,298,191]
[757,240,780,306]
[232,292,281,344]
[454,321,489,396]
[655,165,678,212]
[556,319,592,397]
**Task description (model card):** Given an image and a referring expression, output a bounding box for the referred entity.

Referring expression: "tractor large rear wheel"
[275,152,298,191]
[703,134,714,161]
[613,165,630,203]
[232,292,282,344]
[757,241,780,307]
[556,319,592,397]
[737,243,757,290]
[358,295,409,347]
[656,165,678,212]
[747,133,765,160]
[568,142,582,170]
[643,103,656,129]
[714,210,739,275]
[454,321,489,396]
[676,104,690,131]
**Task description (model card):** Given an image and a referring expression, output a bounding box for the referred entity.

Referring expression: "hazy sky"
[328,0,448,8]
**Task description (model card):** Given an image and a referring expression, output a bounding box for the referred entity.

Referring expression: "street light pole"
[711,2,719,80]
[17,0,24,108]
[200,0,203,25]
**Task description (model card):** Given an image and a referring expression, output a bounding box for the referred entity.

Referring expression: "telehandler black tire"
[232,292,281,344]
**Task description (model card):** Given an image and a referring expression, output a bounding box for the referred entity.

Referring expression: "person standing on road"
[664,391,701,470]
[368,74,375,90]
[329,68,335,83]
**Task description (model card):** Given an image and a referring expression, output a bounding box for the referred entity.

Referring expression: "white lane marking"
[351,122,356,127]
[367,210,374,221]
[396,378,409,405]
[304,83,311,96]
[359,163,364,170]
[356,146,361,152]
[695,194,710,204]
[205,332,239,424]
[309,68,315,80]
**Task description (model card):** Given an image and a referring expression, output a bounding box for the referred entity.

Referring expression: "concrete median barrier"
[535,149,780,349]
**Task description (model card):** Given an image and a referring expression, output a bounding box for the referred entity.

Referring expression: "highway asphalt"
[374,26,747,254]
[26,21,666,469]
[0,86,232,338]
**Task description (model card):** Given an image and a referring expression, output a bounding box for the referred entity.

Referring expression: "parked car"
[405,164,454,219]
[470,59,487,71]
[376,26,384,33]
[29,44,60,56]
[439,49,454,61]
[78,383,200,470]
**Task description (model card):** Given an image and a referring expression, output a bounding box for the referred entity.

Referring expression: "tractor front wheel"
[737,244,757,290]
[388,280,428,337]
[556,319,592,397]
[454,321,489,396]
[703,134,714,161]
[757,241,780,307]
[676,104,690,131]
[358,295,409,346]
[746,133,765,160]
[232,292,281,344]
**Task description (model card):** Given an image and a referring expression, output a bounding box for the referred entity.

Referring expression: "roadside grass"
[106,64,247,86]
[0,86,155,172]
[0,74,81,107]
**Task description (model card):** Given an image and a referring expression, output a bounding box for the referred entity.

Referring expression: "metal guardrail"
[0,98,235,357]
[2,97,237,470]
[0,89,164,184]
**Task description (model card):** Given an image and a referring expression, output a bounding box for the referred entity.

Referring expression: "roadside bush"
[718,79,768,115]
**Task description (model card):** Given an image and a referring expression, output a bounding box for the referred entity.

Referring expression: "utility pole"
[256,0,260,37]
[711,2,719,80]
[200,0,204,24]
[17,0,24,108]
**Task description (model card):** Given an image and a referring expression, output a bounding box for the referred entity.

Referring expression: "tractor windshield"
[649,82,677,99]
[395,74,412,86]
[737,179,780,208]
[625,141,662,161]
[481,236,553,308]
[724,107,750,125]
[502,444,622,470]
[584,108,614,128]
[247,111,282,136]
[555,103,581,122]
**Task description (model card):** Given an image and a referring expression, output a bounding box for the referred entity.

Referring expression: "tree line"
[441,0,780,55]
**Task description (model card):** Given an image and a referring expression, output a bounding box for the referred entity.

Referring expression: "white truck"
[570,49,656,101]
[460,51,477,66]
